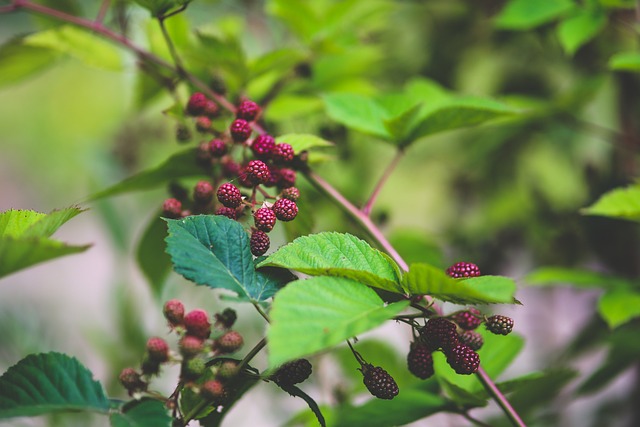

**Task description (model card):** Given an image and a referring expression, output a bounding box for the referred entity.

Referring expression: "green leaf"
[438,378,488,407]
[257,232,403,293]
[609,51,640,72]
[525,267,633,290]
[581,184,640,222]
[0,208,90,279]
[275,134,334,153]
[24,26,122,70]
[323,93,391,139]
[110,399,171,427]
[267,276,409,367]
[136,214,172,298]
[165,215,288,301]
[250,48,307,78]
[88,148,201,200]
[557,7,607,55]
[402,263,517,304]
[0,352,109,419]
[598,289,640,328]
[266,0,322,43]
[0,40,60,89]
[495,0,575,30]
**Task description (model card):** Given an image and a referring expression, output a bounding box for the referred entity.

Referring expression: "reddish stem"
[362,149,404,217]
[95,0,110,23]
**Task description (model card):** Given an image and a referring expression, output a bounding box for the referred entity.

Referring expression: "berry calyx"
[119,368,146,395]
[184,309,211,339]
[446,262,481,278]
[162,198,182,219]
[163,299,185,327]
[485,315,514,335]
[246,160,271,185]
[280,187,300,201]
[407,342,434,380]
[458,330,484,351]
[186,92,208,116]
[273,198,298,221]
[236,100,261,121]
[272,143,295,164]
[217,183,243,208]
[254,207,277,232]
[360,364,399,400]
[201,380,226,401]
[230,119,252,143]
[451,307,483,331]
[146,337,169,362]
[250,230,270,256]
[446,344,480,375]
[215,330,244,354]
[271,359,312,386]
[179,336,205,358]
[420,317,459,351]
[251,134,276,160]
[215,206,237,220]
[193,180,214,204]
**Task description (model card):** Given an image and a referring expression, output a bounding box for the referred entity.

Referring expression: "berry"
[215,206,237,220]
[246,160,271,185]
[446,262,481,278]
[163,299,185,327]
[196,142,213,167]
[119,368,146,395]
[222,158,241,178]
[360,364,399,400]
[278,168,296,188]
[146,337,169,362]
[179,336,204,358]
[458,330,484,351]
[203,100,219,118]
[279,187,300,202]
[214,308,237,330]
[217,360,239,379]
[176,123,192,143]
[169,182,189,201]
[407,342,434,380]
[446,344,480,375]
[273,198,298,222]
[250,230,270,256]
[195,116,212,133]
[184,309,211,339]
[485,315,514,335]
[193,180,214,204]
[215,330,244,353]
[254,207,277,232]
[420,317,459,351]
[451,308,483,331]
[251,134,276,159]
[264,167,281,187]
[201,380,226,401]
[217,183,243,208]
[208,139,227,157]
[181,358,206,381]
[236,100,261,121]
[162,198,182,219]
[271,359,312,386]
[141,355,161,376]
[237,167,255,188]
[186,92,208,116]
[272,143,295,164]
[230,119,252,142]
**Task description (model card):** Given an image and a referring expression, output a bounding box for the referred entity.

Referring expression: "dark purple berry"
[250,230,270,256]
[420,317,459,351]
[446,262,481,278]
[360,364,399,400]
[186,92,207,116]
[208,139,228,157]
[485,315,514,335]
[251,134,276,159]
[246,160,271,185]
[458,330,484,351]
[222,157,241,178]
[162,198,182,219]
[451,308,483,330]
[272,143,295,164]
[195,116,212,133]
[278,168,296,188]
[230,119,252,142]
[273,198,298,221]
[254,207,277,232]
[281,187,300,201]
[202,100,219,118]
[217,183,243,208]
[193,180,214,204]
[446,344,480,375]
[407,342,434,380]
[264,166,281,187]
[236,100,261,121]
[272,359,312,386]
[215,206,237,220]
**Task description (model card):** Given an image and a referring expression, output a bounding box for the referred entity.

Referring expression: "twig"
[95,0,110,24]
[475,367,527,427]
[362,149,404,216]
[237,337,267,373]
[158,14,186,77]
[252,302,271,323]
[462,411,493,427]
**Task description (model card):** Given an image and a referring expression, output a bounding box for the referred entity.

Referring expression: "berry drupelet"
[254,207,277,232]
[217,183,243,208]
[230,119,252,143]
[271,359,313,386]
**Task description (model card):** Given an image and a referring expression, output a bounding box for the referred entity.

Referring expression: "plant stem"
[237,337,267,373]
[362,149,404,216]
[252,302,271,323]
[462,411,493,427]
[476,367,527,427]
[158,14,186,77]
[95,0,110,23]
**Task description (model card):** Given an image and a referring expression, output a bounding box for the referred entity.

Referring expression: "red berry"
[446,262,481,278]
[163,299,185,326]
[217,183,243,208]
[215,206,237,220]
[146,337,169,362]
[208,139,228,157]
[215,330,244,353]
[485,315,514,335]
[278,168,296,188]
[195,116,212,133]
[254,208,277,232]
[446,344,480,375]
[236,100,261,121]
[272,143,295,164]
[280,187,300,202]
[360,364,399,400]
[420,317,459,351]
[193,180,214,204]
[451,308,483,331]
[407,342,434,380]
[230,119,252,142]
[250,230,270,256]
[203,100,219,118]
[237,166,255,188]
[162,198,182,219]
[179,336,204,358]
[273,198,298,221]
[184,309,211,339]
[186,92,207,116]
[201,380,226,401]
[246,160,271,185]
[251,134,275,159]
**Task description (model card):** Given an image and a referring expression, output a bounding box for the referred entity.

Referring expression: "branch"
[95,0,110,24]
[362,149,404,216]
[475,367,527,427]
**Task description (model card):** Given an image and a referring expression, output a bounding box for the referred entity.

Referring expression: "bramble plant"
[1,1,640,427]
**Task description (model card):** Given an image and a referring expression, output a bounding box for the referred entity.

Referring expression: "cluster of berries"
[162,94,303,256]
[118,299,244,408]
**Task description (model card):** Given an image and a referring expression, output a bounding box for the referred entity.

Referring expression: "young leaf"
[267,276,409,367]
[402,263,517,304]
[257,232,403,293]
[0,352,109,419]
[136,214,172,298]
[323,93,391,139]
[581,184,640,222]
[609,51,640,72]
[494,0,575,30]
[110,399,171,427]
[598,289,640,328]
[165,215,288,301]
[557,7,606,55]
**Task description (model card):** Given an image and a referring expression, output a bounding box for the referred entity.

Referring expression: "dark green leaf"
[495,0,575,30]
[525,267,633,290]
[557,7,606,55]
[402,263,518,304]
[0,41,60,89]
[0,352,109,419]
[257,232,403,293]
[267,276,409,367]
[110,399,171,427]
[165,215,288,301]
[609,51,640,72]
[581,184,640,221]
[136,214,172,298]
[438,378,488,407]
[598,289,640,328]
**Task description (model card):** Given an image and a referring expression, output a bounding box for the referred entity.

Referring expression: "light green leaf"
[557,7,607,55]
[275,134,334,153]
[323,93,391,139]
[402,263,517,304]
[609,51,640,72]
[266,94,324,120]
[24,26,122,70]
[258,232,403,293]
[495,0,575,30]
[598,289,640,328]
[581,184,640,222]
[267,276,409,367]
[0,352,109,419]
[0,41,60,89]
[525,267,633,290]
[250,48,307,78]
[110,399,171,427]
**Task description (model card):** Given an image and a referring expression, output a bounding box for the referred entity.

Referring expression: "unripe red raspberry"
[280,187,300,202]
[251,134,276,159]
[420,317,459,351]
[179,336,204,358]
[254,207,277,232]
[407,342,434,380]
[162,198,182,219]
[222,157,241,178]
[230,119,252,142]
[273,198,298,221]
[181,358,206,381]
[451,307,483,331]
[278,168,296,188]
[163,299,185,327]
[271,359,312,386]
[485,315,514,335]
[146,337,169,362]
[250,230,270,256]
[201,380,226,401]
[215,206,237,220]
[214,308,237,330]
[193,180,214,204]
[195,116,212,133]
[186,92,207,116]
[217,360,239,379]
[175,123,192,143]
[360,364,399,400]
[208,138,228,157]
[272,143,295,164]
[215,330,243,353]
[202,100,219,118]
[119,367,146,395]
[236,100,261,121]
[246,160,271,185]
[446,344,480,375]
[446,262,481,278]
[217,183,243,208]
[458,330,483,351]
[184,309,211,339]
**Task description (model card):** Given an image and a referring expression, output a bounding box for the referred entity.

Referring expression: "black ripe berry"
[271,359,313,386]
[254,207,277,232]
[486,315,514,335]
[407,342,434,380]
[273,198,298,221]
[360,364,399,400]
[446,344,480,375]
[420,317,459,351]
[217,183,243,208]
[250,230,270,256]
[446,262,481,278]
